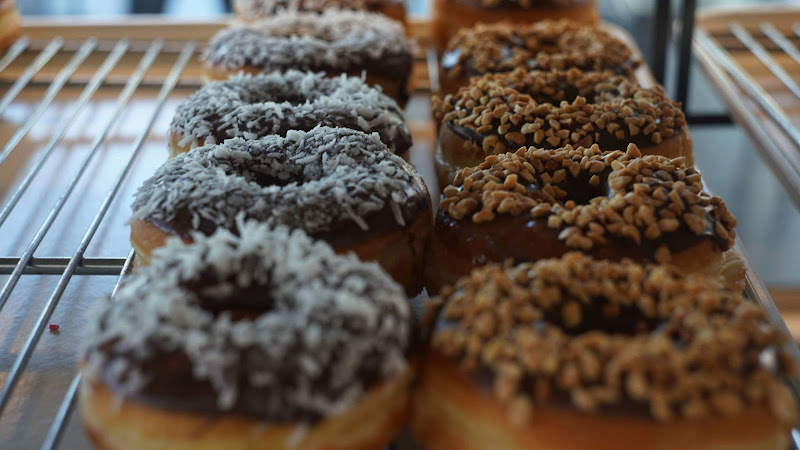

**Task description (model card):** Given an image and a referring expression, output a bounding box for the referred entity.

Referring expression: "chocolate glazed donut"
[81,222,415,450]
[232,0,408,27]
[433,0,598,49]
[425,144,742,294]
[413,253,797,450]
[432,68,692,190]
[131,127,432,296]
[169,70,412,159]
[439,19,641,96]
[204,10,413,104]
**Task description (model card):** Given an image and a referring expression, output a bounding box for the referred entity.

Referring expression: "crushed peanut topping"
[469,0,588,9]
[432,253,797,424]
[443,20,640,80]
[432,68,686,156]
[439,143,737,254]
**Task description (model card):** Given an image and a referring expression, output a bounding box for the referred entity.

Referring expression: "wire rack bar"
[0,37,30,73]
[730,24,800,101]
[693,28,800,207]
[40,249,135,450]
[0,40,129,228]
[761,23,800,67]
[0,40,164,315]
[0,257,126,275]
[0,38,63,115]
[0,40,195,420]
[0,38,96,167]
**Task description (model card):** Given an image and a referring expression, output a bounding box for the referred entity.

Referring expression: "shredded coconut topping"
[84,220,411,421]
[204,10,411,75]
[133,126,425,235]
[433,253,797,424]
[170,71,411,154]
[433,68,687,155]
[440,143,736,259]
[233,0,402,17]
[442,20,639,81]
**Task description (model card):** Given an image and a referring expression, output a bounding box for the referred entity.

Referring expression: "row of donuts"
[78,4,435,448]
[420,15,797,450]
[74,7,799,450]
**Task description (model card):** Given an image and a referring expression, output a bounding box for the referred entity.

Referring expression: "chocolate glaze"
[433,209,722,269]
[448,0,591,10]
[446,104,669,154]
[148,174,431,249]
[441,46,638,83]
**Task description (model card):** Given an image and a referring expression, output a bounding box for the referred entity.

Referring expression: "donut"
[232,0,407,28]
[433,0,598,49]
[432,68,693,189]
[0,0,21,51]
[81,221,415,450]
[439,20,641,95]
[413,253,797,450]
[131,126,432,296]
[169,70,412,159]
[425,143,742,294]
[204,10,413,104]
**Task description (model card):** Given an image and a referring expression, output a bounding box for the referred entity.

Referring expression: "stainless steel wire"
[0,38,62,115]
[0,40,129,229]
[39,250,135,450]
[0,40,196,418]
[0,39,164,314]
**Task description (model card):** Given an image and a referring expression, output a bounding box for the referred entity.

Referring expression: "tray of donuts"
[7,0,796,449]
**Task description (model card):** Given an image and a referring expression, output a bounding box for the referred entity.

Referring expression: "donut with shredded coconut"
[439,20,641,95]
[413,252,797,450]
[426,143,742,294]
[132,126,432,295]
[81,220,416,450]
[204,10,413,104]
[432,67,693,190]
[169,70,412,159]
[433,0,598,49]
[233,0,408,27]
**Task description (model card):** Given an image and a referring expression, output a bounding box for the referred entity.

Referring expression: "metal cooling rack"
[0,18,799,450]
[694,7,800,210]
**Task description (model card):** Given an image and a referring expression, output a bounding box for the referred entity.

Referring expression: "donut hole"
[536,169,611,206]
[182,264,275,317]
[539,297,658,336]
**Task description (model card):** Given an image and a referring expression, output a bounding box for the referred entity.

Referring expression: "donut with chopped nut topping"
[204,10,413,104]
[233,0,407,28]
[0,1,21,51]
[432,68,692,190]
[131,127,432,295]
[425,143,741,294]
[439,20,641,95]
[433,0,597,49]
[81,220,415,450]
[169,71,411,159]
[413,253,797,450]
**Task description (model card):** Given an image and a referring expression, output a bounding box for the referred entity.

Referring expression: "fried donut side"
[413,254,797,450]
[232,0,407,27]
[204,10,412,104]
[132,127,432,295]
[169,71,411,159]
[439,20,641,95]
[433,68,692,189]
[425,144,740,293]
[82,221,415,450]
[433,0,598,49]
